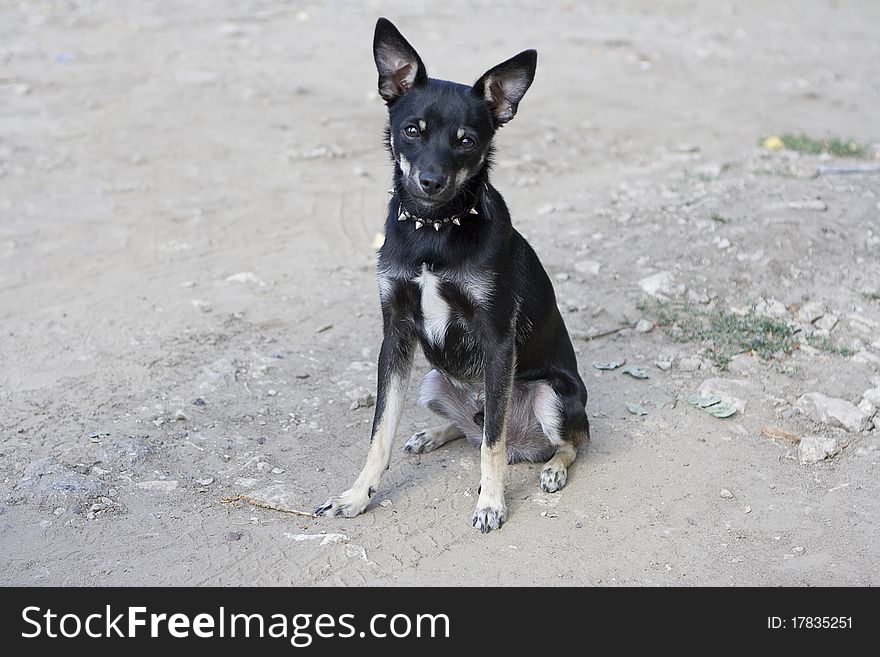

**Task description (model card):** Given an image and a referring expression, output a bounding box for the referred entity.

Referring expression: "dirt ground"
[2,1,879,586]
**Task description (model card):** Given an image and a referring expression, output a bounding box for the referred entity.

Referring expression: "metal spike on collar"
[452,217,461,225]
[387,188,394,195]
[469,207,478,215]
[414,220,423,230]
[433,222,441,231]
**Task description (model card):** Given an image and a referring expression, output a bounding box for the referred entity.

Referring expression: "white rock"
[679,357,702,371]
[796,392,871,432]
[797,301,826,323]
[798,435,840,465]
[574,260,601,275]
[716,237,731,250]
[697,378,750,413]
[857,398,876,419]
[225,271,266,286]
[639,271,684,298]
[754,298,788,319]
[814,314,838,332]
[654,360,672,371]
[863,388,880,407]
[719,489,734,499]
[635,319,654,333]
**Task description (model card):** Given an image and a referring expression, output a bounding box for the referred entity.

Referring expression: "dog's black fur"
[316,18,588,532]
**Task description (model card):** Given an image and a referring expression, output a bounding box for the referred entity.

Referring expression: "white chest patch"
[415,264,451,348]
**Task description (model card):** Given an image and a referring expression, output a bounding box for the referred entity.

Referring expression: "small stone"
[635,319,654,333]
[53,507,65,516]
[349,392,375,411]
[654,360,672,371]
[225,531,242,541]
[814,314,838,332]
[857,399,875,419]
[744,506,751,514]
[697,378,749,413]
[796,392,871,432]
[174,409,189,421]
[719,489,734,499]
[267,389,278,397]
[379,500,393,508]
[679,357,702,372]
[574,260,601,275]
[225,271,266,286]
[193,397,207,406]
[861,388,880,407]
[270,467,285,475]
[98,435,153,467]
[798,435,840,465]
[754,298,788,319]
[554,272,570,281]
[797,301,826,323]
[716,237,731,250]
[639,271,684,298]
[196,477,214,486]
[575,521,583,528]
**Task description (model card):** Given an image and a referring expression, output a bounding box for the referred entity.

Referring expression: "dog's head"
[374,17,536,209]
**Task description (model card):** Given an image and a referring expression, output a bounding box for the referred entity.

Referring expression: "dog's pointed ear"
[373,18,427,103]
[472,50,537,126]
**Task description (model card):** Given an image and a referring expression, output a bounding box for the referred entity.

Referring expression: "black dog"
[316,18,588,532]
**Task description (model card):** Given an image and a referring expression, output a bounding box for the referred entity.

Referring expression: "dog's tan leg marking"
[316,372,409,518]
[533,383,579,492]
[540,441,577,493]
[404,422,464,454]
[472,431,508,532]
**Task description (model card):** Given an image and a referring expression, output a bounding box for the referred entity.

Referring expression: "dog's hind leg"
[404,369,480,454]
[405,422,464,454]
[534,379,589,493]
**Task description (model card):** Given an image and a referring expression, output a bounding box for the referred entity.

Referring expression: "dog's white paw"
[471,494,508,533]
[540,463,568,493]
[404,430,437,454]
[314,487,372,518]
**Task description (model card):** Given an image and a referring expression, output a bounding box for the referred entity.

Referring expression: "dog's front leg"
[316,323,414,518]
[472,333,515,533]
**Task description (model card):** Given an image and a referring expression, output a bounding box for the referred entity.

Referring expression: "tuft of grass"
[806,334,856,358]
[764,132,868,158]
[710,212,730,224]
[638,300,797,370]
[862,291,880,303]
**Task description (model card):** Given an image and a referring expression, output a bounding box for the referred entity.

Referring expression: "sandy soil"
[2,1,879,586]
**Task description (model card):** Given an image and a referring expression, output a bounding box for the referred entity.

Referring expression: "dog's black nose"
[418,172,448,196]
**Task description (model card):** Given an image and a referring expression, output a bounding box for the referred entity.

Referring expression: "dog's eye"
[404,125,420,138]
[460,136,476,149]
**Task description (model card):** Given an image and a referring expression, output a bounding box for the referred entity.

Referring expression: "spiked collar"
[388,182,488,231]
